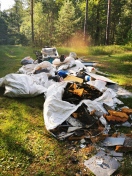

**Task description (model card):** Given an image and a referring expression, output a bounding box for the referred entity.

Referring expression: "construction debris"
[0,48,132,176]
[84,151,120,176]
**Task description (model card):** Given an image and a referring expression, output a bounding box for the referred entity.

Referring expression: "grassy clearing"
[0,45,132,176]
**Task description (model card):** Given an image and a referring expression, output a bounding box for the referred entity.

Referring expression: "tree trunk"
[105,0,111,45]
[95,6,100,45]
[84,0,88,42]
[31,0,34,44]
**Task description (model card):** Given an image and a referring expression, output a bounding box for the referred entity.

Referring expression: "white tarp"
[0,57,129,130]
[43,81,123,130]
[0,73,49,97]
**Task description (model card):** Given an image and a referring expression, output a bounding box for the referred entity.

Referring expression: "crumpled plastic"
[1,73,49,97]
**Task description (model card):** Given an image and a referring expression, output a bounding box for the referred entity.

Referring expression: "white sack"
[53,56,75,66]
[18,61,56,76]
[21,56,34,65]
[18,64,37,75]
[32,61,56,76]
[44,96,79,130]
[67,60,86,75]
[44,82,79,130]
[94,88,123,107]
[1,73,49,97]
[87,80,107,92]
[57,59,76,71]
[43,81,122,130]
[85,66,96,74]
[0,77,5,87]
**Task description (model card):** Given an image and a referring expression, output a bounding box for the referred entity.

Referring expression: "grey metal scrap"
[102,137,125,146]
[84,151,120,176]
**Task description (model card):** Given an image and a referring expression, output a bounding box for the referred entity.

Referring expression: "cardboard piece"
[64,75,83,83]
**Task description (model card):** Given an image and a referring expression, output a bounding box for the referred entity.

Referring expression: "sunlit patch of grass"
[87,45,127,55]
[109,74,132,87]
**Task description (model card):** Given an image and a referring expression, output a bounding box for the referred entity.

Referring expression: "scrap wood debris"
[62,82,103,104]
[0,48,132,176]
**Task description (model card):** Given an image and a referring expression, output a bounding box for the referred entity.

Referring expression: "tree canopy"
[0,0,131,46]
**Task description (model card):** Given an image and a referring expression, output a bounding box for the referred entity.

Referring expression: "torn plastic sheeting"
[18,63,37,75]
[44,81,123,130]
[107,83,132,98]
[32,61,56,75]
[67,60,86,75]
[84,151,120,176]
[44,82,80,130]
[18,61,56,76]
[44,96,82,130]
[86,72,116,84]
[83,99,108,114]
[44,82,101,130]
[1,73,48,97]
[102,137,125,146]
[45,81,67,99]
[87,79,106,92]
[94,88,123,108]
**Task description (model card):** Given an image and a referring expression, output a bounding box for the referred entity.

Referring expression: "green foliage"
[0,0,132,46]
[0,15,8,44]
[55,0,80,46]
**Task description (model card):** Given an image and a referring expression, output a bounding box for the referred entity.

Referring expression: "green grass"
[0,45,132,176]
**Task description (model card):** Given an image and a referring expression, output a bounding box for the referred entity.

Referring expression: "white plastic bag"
[2,73,48,97]
[21,56,34,65]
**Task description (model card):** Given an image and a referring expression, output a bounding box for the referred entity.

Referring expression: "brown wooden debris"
[80,145,96,154]
[115,145,132,152]
[69,88,84,97]
[104,110,129,123]
[68,135,85,141]
[108,110,129,119]
[115,137,132,152]
[121,107,132,115]
[90,134,108,143]
[72,112,78,118]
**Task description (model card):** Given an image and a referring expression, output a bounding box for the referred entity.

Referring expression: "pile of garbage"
[0,47,132,176]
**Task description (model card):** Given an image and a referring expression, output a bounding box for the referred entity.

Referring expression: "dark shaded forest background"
[0,0,132,47]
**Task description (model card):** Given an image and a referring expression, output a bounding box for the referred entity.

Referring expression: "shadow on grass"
[0,132,35,163]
